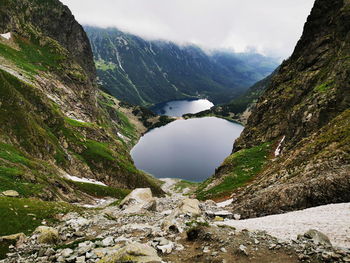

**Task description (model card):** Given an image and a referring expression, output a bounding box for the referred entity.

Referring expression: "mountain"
[85,26,278,107]
[0,0,164,208]
[196,0,350,217]
[183,68,278,124]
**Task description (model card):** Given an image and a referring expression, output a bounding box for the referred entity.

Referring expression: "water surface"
[151,99,214,117]
[131,117,243,182]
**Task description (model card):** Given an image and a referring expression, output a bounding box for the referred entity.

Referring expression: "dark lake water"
[151,99,214,117]
[131,99,243,182]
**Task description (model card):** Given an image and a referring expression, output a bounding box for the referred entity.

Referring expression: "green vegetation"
[0,143,32,166]
[173,180,199,193]
[64,118,94,128]
[67,180,130,199]
[81,140,115,163]
[314,81,333,93]
[0,34,66,75]
[95,59,117,71]
[0,197,80,236]
[196,142,272,200]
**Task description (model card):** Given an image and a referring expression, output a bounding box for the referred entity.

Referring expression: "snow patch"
[117,132,129,141]
[64,173,107,186]
[274,135,285,157]
[216,198,233,208]
[1,32,11,40]
[215,202,350,248]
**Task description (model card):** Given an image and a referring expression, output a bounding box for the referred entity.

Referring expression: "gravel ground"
[216,203,350,248]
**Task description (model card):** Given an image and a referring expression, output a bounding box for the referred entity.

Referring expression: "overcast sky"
[61,0,315,59]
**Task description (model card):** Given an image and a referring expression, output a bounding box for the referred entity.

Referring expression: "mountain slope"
[184,68,278,124]
[85,26,278,106]
[196,0,350,217]
[0,0,163,204]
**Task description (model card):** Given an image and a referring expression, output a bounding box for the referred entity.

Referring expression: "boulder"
[304,229,332,247]
[120,188,156,213]
[0,233,26,242]
[0,233,26,248]
[97,242,162,263]
[34,226,59,244]
[2,190,19,197]
[178,198,201,216]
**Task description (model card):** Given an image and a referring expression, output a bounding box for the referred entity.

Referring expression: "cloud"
[60,0,315,59]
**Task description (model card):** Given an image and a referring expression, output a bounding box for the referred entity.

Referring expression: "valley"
[0,0,349,262]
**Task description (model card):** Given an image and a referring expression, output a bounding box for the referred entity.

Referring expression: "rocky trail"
[1,179,349,263]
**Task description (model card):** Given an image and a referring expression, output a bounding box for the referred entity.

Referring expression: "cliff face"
[0,0,163,201]
[85,26,278,106]
[0,0,96,80]
[196,0,350,217]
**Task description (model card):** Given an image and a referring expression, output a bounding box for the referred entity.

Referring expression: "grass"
[0,34,66,75]
[173,180,200,193]
[0,143,32,167]
[64,117,94,128]
[66,180,130,199]
[95,59,117,71]
[314,81,333,93]
[81,140,115,163]
[196,142,272,200]
[0,197,80,236]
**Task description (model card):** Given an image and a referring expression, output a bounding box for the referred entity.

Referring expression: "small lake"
[131,117,243,182]
[151,99,214,117]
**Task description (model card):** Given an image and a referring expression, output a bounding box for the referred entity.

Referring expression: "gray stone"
[239,244,248,256]
[1,190,19,197]
[97,242,162,263]
[61,248,73,258]
[34,226,59,244]
[102,236,114,247]
[304,229,332,247]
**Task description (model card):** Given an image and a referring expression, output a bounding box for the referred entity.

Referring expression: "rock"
[2,190,19,197]
[178,198,201,215]
[220,247,227,253]
[343,256,350,262]
[214,216,224,221]
[120,188,156,213]
[66,217,91,230]
[61,248,73,258]
[203,246,210,253]
[157,242,174,254]
[97,242,162,263]
[304,229,332,247]
[239,244,248,256]
[102,236,114,247]
[0,233,26,242]
[151,237,174,254]
[76,256,86,263]
[234,214,241,220]
[78,241,95,255]
[34,226,59,244]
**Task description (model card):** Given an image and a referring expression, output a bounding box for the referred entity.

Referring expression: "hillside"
[0,0,164,210]
[196,0,350,218]
[85,26,278,106]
